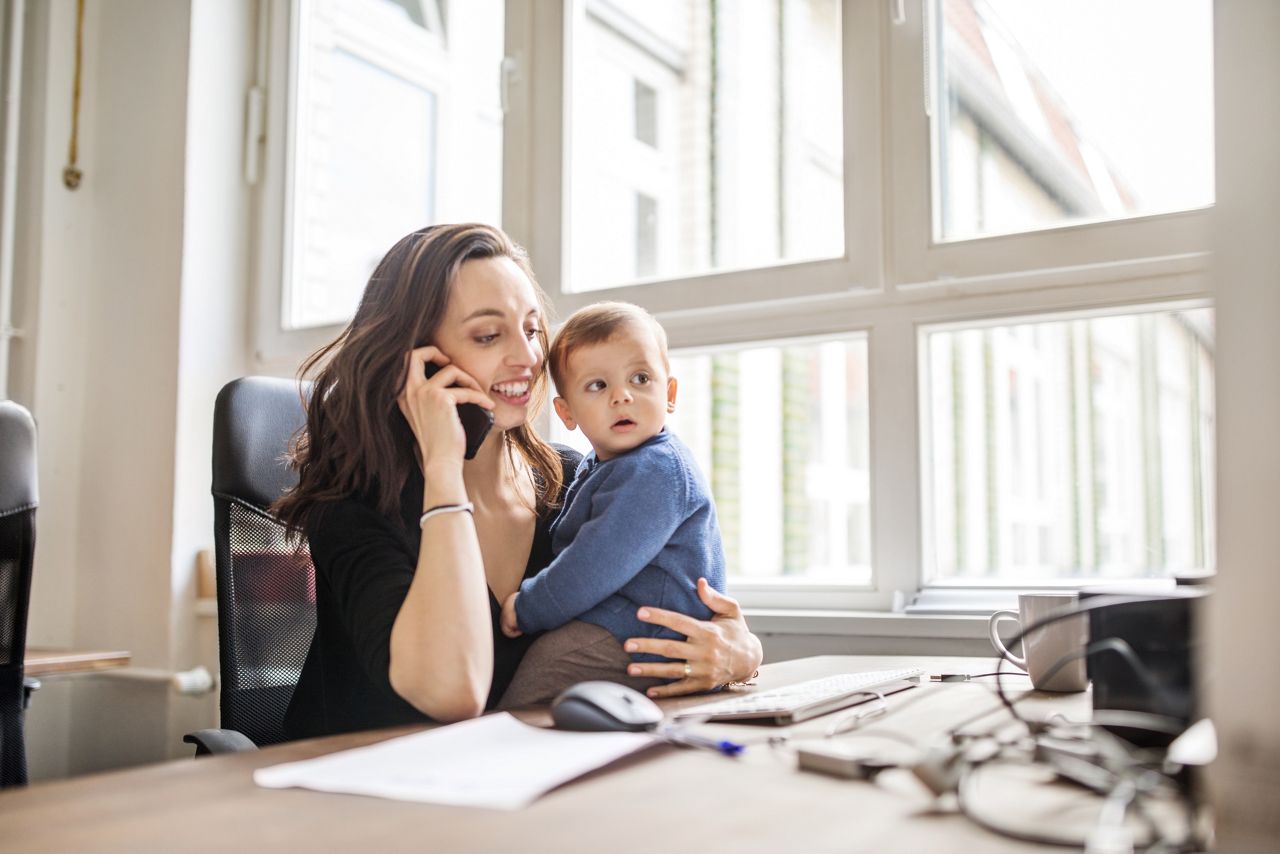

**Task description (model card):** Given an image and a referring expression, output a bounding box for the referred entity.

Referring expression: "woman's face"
[433,256,545,432]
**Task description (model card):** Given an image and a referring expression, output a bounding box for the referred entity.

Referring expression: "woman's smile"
[491,379,532,405]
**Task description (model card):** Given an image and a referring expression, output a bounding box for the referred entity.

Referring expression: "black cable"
[932,671,1005,681]
[957,754,1197,852]
[930,595,1202,851]
[991,594,1187,737]
[1044,697,1187,739]
[1038,637,1181,716]
[956,759,1093,848]
[785,646,1199,850]
[962,596,1202,849]
[945,682,1041,740]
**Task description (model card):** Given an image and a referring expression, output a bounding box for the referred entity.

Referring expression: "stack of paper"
[254,713,657,810]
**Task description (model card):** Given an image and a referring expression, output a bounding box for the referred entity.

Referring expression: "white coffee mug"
[988,592,1088,692]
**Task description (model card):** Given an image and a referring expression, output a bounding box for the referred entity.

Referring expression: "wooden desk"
[23,648,131,678]
[0,655,1109,852]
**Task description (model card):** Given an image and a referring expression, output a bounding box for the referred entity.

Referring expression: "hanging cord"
[63,0,85,189]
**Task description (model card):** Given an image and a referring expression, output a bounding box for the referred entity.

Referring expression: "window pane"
[924,307,1215,581]
[935,0,1214,240]
[286,0,504,329]
[548,336,871,584]
[568,0,844,291]
[291,50,436,329]
[635,193,658,276]
[633,79,658,147]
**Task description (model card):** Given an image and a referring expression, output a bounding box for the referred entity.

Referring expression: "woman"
[275,223,762,738]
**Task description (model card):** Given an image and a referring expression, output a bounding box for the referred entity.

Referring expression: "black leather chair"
[185,377,314,755]
[0,401,38,787]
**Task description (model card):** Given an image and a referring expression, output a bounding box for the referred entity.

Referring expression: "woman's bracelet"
[419,501,475,528]
[723,669,759,689]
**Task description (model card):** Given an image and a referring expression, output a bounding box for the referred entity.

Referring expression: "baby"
[498,302,726,706]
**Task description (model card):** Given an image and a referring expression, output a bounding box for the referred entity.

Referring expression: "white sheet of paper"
[253,713,658,810]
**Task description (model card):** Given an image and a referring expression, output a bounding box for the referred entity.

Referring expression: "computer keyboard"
[673,668,925,725]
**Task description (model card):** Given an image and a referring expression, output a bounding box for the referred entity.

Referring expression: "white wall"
[166,0,254,760]
[9,0,92,779]
[1206,2,1280,848]
[30,0,188,776]
[11,0,251,779]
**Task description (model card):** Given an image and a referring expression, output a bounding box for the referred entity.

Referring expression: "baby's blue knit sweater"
[515,430,726,659]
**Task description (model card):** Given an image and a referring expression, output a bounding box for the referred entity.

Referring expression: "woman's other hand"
[398,345,494,467]
[500,593,522,638]
[623,578,763,698]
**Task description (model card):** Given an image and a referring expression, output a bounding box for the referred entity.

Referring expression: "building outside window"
[633,78,658,147]
[924,307,1214,583]
[568,0,844,291]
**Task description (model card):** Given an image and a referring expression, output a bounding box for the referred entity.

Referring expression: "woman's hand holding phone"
[423,361,496,460]
[399,346,495,466]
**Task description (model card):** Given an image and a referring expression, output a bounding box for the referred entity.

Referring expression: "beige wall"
[12,0,251,779]
[166,0,254,761]
[1207,1,1280,848]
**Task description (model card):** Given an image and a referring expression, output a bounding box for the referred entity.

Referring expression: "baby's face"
[553,326,676,461]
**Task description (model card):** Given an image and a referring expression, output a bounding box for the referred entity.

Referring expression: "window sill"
[744,608,991,640]
[743,577,1190,637]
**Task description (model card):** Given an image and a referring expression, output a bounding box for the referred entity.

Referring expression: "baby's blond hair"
[548,302,669,394]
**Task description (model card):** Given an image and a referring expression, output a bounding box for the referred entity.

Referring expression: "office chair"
[0,401,38,787]
[185,377,314,756]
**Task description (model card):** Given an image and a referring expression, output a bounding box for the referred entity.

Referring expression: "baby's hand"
[500,592,522,638]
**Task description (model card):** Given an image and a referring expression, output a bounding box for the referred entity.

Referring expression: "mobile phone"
[423,361,495,460]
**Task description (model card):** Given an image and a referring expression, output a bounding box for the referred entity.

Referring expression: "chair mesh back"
[214,498,316,747]
[0,509,35,787]
[212,377,314,746]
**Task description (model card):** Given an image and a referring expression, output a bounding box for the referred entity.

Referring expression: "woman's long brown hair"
[273,223,565,539]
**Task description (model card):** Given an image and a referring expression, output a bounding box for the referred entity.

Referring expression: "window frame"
[504,1,1210,611]
[253,0,1214,611]
[251,0,455,373]
[504,0,886,321]
[916,296,1216,591]
[887,0,1212,287]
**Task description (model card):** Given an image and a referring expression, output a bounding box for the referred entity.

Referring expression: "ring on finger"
[683,662,693,678]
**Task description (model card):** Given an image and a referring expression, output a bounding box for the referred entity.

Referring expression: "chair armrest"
[183,728,259,756]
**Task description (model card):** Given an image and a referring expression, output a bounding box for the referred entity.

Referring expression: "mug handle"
[987,610,1027,670]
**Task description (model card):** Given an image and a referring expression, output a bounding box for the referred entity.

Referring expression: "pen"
[659,726,745,757]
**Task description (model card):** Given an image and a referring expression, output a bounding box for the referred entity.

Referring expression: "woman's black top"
[282,445,581,740]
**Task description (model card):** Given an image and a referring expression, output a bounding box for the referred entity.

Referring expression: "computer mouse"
[550,681,664,733]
